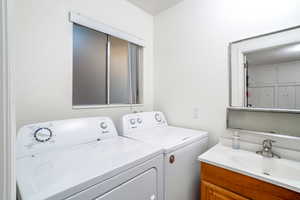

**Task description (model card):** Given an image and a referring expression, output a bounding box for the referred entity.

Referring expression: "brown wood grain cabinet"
[200,162,300,200]
[201,180,250,200]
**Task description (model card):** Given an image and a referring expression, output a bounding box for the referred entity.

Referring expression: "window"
[72,23,142,107]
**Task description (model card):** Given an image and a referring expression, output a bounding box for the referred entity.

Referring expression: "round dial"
[100,122,108,129]
[34,127,52,143]
[154,113,162,122]
[137,117,143,124]
[130,118,136,125]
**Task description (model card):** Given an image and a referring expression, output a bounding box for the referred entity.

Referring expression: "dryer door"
[96,168,157,200]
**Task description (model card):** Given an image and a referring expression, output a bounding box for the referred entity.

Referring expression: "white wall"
[154,0,300,146]
[15,0,154,129]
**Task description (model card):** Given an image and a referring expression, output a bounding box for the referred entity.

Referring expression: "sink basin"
[228,154,300,182]
[198,143,300,193]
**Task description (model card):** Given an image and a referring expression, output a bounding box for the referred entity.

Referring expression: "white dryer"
[16,117,163,200]
[121,112,208,200]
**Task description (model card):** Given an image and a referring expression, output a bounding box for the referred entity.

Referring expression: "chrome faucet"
[256,139,280,158]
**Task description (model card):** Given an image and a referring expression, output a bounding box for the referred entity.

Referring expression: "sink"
[228,154,300,182]
[198,143,300,193]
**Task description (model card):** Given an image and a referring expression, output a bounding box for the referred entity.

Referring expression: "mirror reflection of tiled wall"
[227,108,300,137]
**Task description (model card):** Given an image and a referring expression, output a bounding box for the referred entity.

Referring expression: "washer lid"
[126,126,208,153]
[17,137,163,200]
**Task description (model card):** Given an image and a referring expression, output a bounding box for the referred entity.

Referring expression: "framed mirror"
[229,25,300,112]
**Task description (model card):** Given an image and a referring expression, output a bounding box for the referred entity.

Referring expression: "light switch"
[193,107,200,119]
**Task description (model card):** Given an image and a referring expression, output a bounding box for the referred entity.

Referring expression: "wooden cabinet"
[201,180,249,200]
[200,162,300,200]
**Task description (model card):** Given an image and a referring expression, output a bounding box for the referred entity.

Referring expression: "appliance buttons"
[154,113,162,122]
[100,122,108,129]
[130,118,136,125]
[137,118,143,124]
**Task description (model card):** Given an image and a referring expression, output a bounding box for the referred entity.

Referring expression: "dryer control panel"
[16,117,118,157]
[121,112,168,135]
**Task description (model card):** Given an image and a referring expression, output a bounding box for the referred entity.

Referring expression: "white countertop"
[198,143,300,193]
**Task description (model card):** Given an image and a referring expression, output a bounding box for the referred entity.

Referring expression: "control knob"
[137,117,143,124]
[154,113,162,122]
[130,118,136,125]
[34,127,52,143]
[100,122,108,129]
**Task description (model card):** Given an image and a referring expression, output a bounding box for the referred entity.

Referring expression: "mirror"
[229,26,300,111]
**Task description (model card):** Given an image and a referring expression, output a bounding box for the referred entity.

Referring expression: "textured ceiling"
[127,0,183,15]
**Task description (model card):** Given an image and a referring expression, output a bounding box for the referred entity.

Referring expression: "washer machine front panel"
[66,154,164,200]
[97,168,156,200]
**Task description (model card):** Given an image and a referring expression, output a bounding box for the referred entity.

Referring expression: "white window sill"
[72,104,144,110]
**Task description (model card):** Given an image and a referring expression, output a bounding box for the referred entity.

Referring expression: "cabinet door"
[201,181,249,200]
[278,86,296,109]
[248,87,274,108]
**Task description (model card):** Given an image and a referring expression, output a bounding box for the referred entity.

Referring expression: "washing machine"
[16,117,164,200]
[121,111,208,200]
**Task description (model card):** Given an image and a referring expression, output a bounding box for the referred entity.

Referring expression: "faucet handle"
[257,139,280,159]
[262,139,275,147]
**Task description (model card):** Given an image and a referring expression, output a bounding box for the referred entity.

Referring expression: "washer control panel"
[16,117,118,157]
[126,115,143,130]
[122,111,168,135]
[100,121,112,134]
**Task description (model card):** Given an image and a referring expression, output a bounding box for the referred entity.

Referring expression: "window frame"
[70,12,144,109]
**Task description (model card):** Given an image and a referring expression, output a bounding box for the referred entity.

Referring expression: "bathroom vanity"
[198,144,300,200]
[219,24,300,200]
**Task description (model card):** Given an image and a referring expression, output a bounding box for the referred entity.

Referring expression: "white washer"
[16,117,164,200]
[121,111,208,200]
